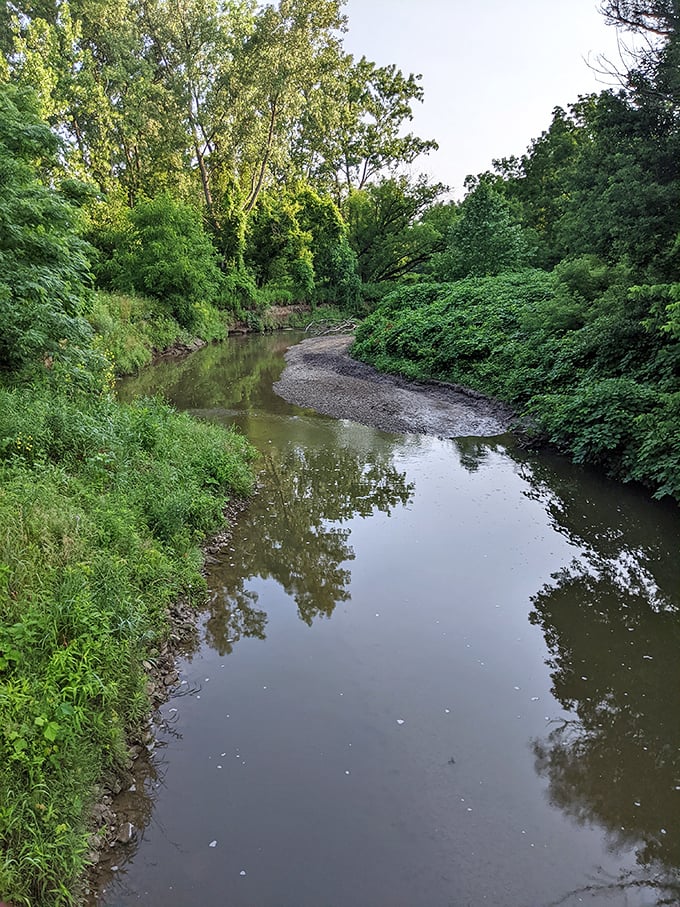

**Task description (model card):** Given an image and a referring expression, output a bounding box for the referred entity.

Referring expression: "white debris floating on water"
[396,719,405,725]
[209,840,217,848]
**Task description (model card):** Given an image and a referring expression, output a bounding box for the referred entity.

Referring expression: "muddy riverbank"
[274,335,513,437]
[82,497,250,903]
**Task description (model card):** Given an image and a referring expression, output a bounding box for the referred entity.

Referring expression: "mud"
[274,335,514,437]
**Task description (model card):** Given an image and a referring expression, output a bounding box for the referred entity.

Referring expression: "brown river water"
[99,332,680,907]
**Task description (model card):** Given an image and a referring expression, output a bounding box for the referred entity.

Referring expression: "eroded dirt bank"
[274,335,513,437]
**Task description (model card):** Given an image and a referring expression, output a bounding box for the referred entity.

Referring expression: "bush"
[86,292,229,375]
[88,195,224,328]
[527,378,659,473]
[0,83,109,390]
[353,270,556,400]
[352,266,680,501]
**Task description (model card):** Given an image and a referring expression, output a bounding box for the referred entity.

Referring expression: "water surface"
[102,334,680,906]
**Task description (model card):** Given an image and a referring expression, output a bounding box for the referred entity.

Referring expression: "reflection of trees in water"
[520,454,680,903]
[452,436,507,473]
[204,444,414,653]
[118,333,296,412]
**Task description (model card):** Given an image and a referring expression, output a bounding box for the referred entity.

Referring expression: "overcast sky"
[342,0,625,195]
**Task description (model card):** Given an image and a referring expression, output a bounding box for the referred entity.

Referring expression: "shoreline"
[81,331,512,903]
[81,496,251,903]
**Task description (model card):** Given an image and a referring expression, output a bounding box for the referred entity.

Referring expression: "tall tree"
[599,0,680,111]
[432,179,530,281]
[6,0,188,199]
[138,0,256,223]
[0,83,98,380]
[292,53,437,196]
[345,175,447,284]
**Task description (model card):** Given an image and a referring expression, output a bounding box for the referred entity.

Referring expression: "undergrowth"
[87,292,231,376]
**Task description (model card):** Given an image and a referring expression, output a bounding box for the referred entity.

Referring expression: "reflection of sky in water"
[102,336,680,907]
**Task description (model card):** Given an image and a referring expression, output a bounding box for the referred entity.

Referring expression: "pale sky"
[343,0,625,195]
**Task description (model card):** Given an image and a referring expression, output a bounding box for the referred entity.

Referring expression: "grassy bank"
[86,292,230,376]
[0,386,256,905]
[352,267,680,502]
[87,291,347,377]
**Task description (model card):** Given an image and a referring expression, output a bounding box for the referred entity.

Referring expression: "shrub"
[352,267,680,501]
[0,83,109,390]
[88,195,224,328]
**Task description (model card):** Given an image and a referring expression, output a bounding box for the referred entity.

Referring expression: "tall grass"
[87,291,230,376]
[0,386,255,904]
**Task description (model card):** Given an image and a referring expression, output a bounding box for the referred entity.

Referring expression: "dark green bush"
[0,84,109,389]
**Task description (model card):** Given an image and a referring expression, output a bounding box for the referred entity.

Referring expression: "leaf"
[43,722,61,742]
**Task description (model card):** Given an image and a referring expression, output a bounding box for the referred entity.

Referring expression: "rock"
[164,672,179,687]
[116,822,135,845]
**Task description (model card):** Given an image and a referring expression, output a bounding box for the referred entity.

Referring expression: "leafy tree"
[91,194,224,326]
[3,0,440,266]
[295,185,361,309]
[244,184,361,309]
[7,0,188,200]
[432,179,530,280]
[137,0,256,223]
[551,92,679,279]
[244,190,315,301]
[493,105,585,268]
[293,53,438,195]
[0,82,103,385]
[345,174,447,286]
[599,0,680,113]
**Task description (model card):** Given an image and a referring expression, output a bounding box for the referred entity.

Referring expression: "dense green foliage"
[2,0,680,899]
[0,68,257,906]
[0,84,103,385]
[354,4,680,501]
[428,179,530,280]
[354,263,680,500]
[88,194,224,327]
[2,0,442,316]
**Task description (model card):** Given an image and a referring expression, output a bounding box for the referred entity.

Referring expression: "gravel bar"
[274,335,513,437]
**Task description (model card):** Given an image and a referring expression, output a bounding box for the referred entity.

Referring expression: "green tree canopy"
[432,179,530,281]
[0,82,102,385]
[345,174,447,286]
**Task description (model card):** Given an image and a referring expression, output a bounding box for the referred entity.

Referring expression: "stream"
[97,332,680,907]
